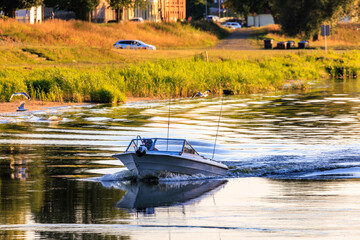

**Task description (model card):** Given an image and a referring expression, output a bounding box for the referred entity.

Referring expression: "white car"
[129,17,144,22]
[113,40,156,50]
[222,22,242,29]
[206,15,220,22]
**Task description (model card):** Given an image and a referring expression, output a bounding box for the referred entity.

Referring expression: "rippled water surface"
[2,79,360,239]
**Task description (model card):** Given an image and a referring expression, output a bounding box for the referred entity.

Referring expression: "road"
[215,28,258,50]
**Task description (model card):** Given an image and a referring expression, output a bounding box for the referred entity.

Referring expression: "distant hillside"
[0,19,228,49]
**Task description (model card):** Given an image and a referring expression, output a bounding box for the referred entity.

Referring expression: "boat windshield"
[125,138,199,155]
[153,139,184,152]
[126,138,155,152]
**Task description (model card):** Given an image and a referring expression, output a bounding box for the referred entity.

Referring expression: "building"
[247,14,274,27]
[92,1,117,23]
[158,0,186,22]
[91,0,185,23]
[16,6,42,24]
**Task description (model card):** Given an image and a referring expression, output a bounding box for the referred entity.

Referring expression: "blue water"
[2,79,360,239]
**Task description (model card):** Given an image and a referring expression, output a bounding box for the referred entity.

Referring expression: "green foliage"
[44,0,100,21]
[271,0,358,39]
[1,51,360,103]
[186,0,213,20]
[324,51,360,79]
[107,0,145,10]
[187,20,230,39]
[115,54,324,98]
[0,0,43,17]
[224,0,271,19]
[90,87,125,103]
[225,0,359,38]
[0,68,126,103]
[0,69,28,101]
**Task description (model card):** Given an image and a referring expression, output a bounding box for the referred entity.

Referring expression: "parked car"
[222,22,242,29]
[206,15,220,22]
[113,40,156,50]
[129,17,144,22]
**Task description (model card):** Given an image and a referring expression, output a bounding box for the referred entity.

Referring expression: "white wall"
[247,14,274,27]
[16,6,42,24]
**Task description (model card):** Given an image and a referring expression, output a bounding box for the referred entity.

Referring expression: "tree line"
[0,0,145,22]
[224,0,360,39]
[1,0,359,39]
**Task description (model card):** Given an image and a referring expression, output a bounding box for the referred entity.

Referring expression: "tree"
[107,0,146,22]
[107,0,133,22]
[186,0,214,20]
[44,0,100,21]
[0,0,43,18]
[223,0,271,20]
[271,0,358,39]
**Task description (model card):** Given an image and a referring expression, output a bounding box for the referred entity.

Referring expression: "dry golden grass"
[0,19,217,49]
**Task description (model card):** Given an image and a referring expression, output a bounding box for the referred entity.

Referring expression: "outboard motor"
[136,145,147,157]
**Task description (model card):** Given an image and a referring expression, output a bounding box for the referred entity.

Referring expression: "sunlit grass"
[0,19,221,49]
[2,50,359,103]
[1,19,359,103]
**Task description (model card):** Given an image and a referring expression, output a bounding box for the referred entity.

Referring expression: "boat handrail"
[131,137,186,142]
[135,135,143,148]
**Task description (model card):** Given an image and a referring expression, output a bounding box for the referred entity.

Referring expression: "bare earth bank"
[0,97,157,115]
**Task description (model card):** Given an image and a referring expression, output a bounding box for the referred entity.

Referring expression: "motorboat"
[112,136,228,178]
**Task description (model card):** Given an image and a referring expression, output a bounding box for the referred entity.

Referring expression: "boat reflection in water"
[101,179,227,214]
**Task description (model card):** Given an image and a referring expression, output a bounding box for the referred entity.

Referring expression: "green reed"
[1,51,359,103]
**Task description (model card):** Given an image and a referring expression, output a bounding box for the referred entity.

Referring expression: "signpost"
[321,25,330,52]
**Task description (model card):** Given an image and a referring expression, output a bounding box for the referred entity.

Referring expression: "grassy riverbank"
[0,19,228,49]
[1,19,360,103]
[1,50,359,103]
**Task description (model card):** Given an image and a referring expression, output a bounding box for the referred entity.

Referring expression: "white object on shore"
[10,92,30,112]
[10,92,30,101]
[192,90,211,98]
[16,102,27,112]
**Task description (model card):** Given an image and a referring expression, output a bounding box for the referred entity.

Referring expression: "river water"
[1,79,360,239]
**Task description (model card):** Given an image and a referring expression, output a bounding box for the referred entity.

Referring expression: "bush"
[90,87,126,103]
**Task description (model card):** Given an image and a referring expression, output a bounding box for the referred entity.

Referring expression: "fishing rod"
[167,97,171,151]
[212,97,224,160]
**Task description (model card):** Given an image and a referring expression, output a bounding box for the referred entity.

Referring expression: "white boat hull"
[113,152,228,177]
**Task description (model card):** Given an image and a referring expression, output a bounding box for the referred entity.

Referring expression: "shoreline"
[0,97,157,115]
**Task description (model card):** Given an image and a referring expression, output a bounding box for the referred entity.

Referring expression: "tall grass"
[3,51,359,103]
[0,19,220,49]
[0,68,126,103]
[323,51,360,79]
[120,55,321,98]
[1,44,359,103]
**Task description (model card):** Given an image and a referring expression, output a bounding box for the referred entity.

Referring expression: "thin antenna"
[167,97,171,151]
[212,97,223,160]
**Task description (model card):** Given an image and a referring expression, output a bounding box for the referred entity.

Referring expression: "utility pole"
[321,25,330,53]
[205,0,207,18]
